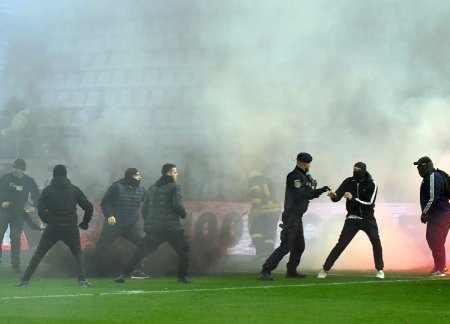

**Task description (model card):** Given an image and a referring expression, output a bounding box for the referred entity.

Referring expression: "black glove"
[420,213,428,224]
[79,221,89,230]
[320,186,331,193]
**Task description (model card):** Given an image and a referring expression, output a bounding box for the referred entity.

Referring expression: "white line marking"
[2,277,444,301]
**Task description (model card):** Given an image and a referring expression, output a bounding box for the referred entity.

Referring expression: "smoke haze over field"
[0,0,448,271]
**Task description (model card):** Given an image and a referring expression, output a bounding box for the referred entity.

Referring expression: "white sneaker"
[376,270,385,279]
[317,269,328,279]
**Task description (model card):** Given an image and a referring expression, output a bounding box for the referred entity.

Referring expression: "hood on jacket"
[50,176,72,189]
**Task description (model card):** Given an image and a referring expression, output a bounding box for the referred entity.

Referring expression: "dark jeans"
[323,218,384,271]
[0,210,24,269]
[91,221,144,271]
[262,214,305,274]
[21,224,85,281]
[426,214,450,270]
[249,210,280,256]
[122,229,189,277]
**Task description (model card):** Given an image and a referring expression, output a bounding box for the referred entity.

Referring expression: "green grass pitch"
[0,269,448,323]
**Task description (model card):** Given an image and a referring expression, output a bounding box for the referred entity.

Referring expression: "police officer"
[257,153,330,280]
[90,168,148,278]
[0,158,40,273]
[414,156,450,277]
[114,163,190,284]
[247,170,281,258]
[16,164,93,287]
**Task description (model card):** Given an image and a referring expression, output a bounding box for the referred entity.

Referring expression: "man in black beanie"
[0,158,40,273]
[16,164,94,287]
[317,162,385,279]
[89,168,148,278]
[414,156,450,277]
[257,152,330,280]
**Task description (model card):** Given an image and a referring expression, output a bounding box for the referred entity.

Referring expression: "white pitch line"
[1,277,445,301]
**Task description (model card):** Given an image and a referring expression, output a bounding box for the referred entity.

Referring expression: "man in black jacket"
[114,163,190,283]
[90,168,148,278]
[317,162,384,279]
[0,158,40,273]
[16,164,94,288]
[257,153,330,280]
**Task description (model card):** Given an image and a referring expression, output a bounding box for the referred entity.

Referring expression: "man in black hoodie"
[90,168,148,278]
[114,163,190,283]
[317,162,384,279]
[16,164,93,288]
[0,158,40,273]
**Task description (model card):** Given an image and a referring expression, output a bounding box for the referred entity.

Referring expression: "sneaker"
[130,270,150,279]
[429,269,446,277]
[15,280,29,287]
[79,280,92,288]
[443,267,448,273]
[317,269,328,279]
[286,272,306,278]
[114,274,126,283]
[177,276,191,284]
[257,271,274,281]
[376,270,385,279]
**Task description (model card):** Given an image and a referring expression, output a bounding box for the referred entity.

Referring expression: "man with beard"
[413,156,450,277]
[114,163,190,283]
[317,162,384,279]
[0,158,40,273]
[90,168,148,278]
[16,164,93,287]
[257,152,330,280]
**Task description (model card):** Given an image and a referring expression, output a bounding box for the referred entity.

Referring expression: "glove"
[420,213,428,224]
[320,186,331,193]
[79,221,89,230]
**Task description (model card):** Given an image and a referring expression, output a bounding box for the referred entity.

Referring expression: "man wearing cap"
[414,156,450,277]
[257,153,330,280]
[90,168,148,278]
[317,162,385,279]
[0,158,40,273]
[16,164,93,287]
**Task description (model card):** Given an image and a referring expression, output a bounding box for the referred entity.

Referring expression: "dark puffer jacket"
[142,175,187,231]
[38,176,93,226]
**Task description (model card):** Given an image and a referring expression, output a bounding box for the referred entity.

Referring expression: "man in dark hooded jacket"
[16,164,93,288]
[317,162,384,279]
[114,163,190,283]
[414,156,450,277]
[90,168,148,278]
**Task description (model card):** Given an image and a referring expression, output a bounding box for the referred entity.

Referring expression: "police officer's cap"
[296,152,312,163]
[413,156,432,166]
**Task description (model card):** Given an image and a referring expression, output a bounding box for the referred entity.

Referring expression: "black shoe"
[114,274,126,283]
[177,276,191,284]
[15,280,29,287]
[286,272,306,278]
[79,280,92,288]
[130,270,150,279]
[257,271,274,281]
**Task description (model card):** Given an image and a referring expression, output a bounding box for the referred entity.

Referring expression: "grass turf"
[0,270,448,323]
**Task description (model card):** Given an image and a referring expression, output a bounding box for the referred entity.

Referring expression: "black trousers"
[0,210,24,269]
[91,220,144,271]
[122,229,189,277]
[21,224,85,281]
[262,214,305,274]
[323,218,384,271]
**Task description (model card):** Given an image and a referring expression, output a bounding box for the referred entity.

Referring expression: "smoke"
[2,0,448,273]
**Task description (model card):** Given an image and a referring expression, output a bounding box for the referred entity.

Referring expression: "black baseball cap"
[413,156,432,165]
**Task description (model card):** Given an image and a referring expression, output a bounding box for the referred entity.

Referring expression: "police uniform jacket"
[283,166,324,216]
